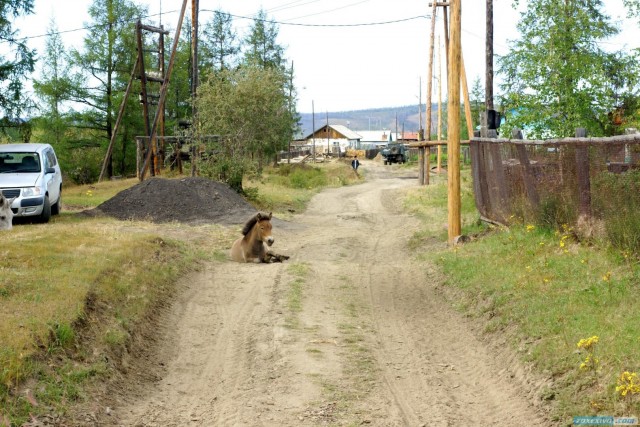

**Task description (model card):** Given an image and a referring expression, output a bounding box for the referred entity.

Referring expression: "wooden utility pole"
[424,0,438,185]
[426,0,437,143]
[326,111,330,155]
[434,1,473,166]
[447,0,462,242]
[437,36,443,173]
[191,0,199,100]
[140,0,189,181]
[288,61,294,164]
[312,100,316,159]
[486,0,494,111]
[418,77,423,140]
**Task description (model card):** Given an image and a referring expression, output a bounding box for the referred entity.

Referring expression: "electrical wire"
[265,0,323,14]
[5,8,428,45]
[214,11,430,27]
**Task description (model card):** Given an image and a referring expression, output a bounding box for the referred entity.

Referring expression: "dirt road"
[112,161,547,426]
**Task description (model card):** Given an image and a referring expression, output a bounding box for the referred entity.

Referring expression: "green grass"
[406,168,640,422]
[0,177,238,425]
[244,161,362,218]
[62,177,139,209]
[0,219,201,424]
[284,263,310,328]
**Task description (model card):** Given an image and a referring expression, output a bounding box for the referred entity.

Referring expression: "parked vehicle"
[381,143,408,165]
[0,143,63,223]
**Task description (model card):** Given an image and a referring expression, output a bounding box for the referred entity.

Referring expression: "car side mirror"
[46,167,55,174]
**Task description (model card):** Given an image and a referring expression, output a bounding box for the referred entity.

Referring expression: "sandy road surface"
[111,161,547,426]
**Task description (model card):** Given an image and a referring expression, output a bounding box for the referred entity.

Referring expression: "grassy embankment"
[0,160,360,425]
[243,160,362,218]
[404,167,640,423]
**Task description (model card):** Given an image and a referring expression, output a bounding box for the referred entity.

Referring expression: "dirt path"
[112,161,547,427]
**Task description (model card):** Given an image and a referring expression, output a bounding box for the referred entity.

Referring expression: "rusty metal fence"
[470,129,640,250]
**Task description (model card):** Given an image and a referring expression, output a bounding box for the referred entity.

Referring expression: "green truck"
[381,143,408,165]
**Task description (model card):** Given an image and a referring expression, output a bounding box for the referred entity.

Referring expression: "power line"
[280,0,371,21]
[216,11,430,27]
[265,0,323,14]
[5,9,428,46]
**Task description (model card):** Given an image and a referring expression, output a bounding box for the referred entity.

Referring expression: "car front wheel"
[40,195,51,223]
[51,193,61,216]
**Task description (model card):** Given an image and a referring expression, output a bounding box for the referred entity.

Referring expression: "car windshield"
[0,152,42,173]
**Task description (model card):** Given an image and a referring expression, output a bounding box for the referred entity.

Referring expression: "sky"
[11,0,640,115]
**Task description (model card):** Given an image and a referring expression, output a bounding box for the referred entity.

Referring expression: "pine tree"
[33,19,79,145]
[201,10,240,73]
[498,0,640,138]
[242,9,285,71]
[0,0,35,123]
[69,0,145,177]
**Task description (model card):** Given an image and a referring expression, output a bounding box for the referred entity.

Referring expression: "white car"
[0,143,63,223]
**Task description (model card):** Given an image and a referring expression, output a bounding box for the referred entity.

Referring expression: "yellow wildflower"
[577,336,599,351]
[616,371,640,397]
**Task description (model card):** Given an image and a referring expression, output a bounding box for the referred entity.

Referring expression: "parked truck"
[381,143,407,165]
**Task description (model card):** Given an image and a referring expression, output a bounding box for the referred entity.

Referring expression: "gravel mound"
[95,177,257,225]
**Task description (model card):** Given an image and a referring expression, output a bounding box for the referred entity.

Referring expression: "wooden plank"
[481,141,497,220]
[470,134,640,145]
[489,130,508,204]
[512,129,540,211]
[470,140,486,217]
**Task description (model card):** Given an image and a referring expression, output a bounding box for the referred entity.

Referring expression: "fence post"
[575,127,591,218]
[425,145,430,185]
[470,137,487,218]
[418,147,425,185]
[513,128,540,212]
[487,129,508,222]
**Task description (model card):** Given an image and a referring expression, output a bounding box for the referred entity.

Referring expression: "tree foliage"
[196,66,297,192]
[200,11,240,73]
[69,0,146,177]
[32,19,80,145]
[242,9,285,71]
[0,0,35,122]
[498,0,640,138]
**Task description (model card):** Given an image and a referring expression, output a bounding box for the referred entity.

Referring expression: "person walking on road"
[351,155,360,175]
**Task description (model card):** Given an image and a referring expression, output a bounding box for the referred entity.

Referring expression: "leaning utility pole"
[191,0,199,101]
[426,0,438,141]
[140,0,189,181]
[448,0,462,242]
[437,35,443,173]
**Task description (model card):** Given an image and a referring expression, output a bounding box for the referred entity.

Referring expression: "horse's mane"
[241,211,271,236]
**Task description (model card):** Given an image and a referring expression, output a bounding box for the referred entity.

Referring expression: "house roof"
[304,124,362,140]
[399,131,419,141]
[358,130,398,142]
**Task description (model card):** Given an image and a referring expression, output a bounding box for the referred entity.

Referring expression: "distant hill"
[297,104,439,137]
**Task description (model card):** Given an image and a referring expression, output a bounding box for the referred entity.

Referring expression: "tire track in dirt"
[110,161,549,426]
[117,262,289,426]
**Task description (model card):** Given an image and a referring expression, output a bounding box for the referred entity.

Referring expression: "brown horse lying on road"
[230,212,289,263]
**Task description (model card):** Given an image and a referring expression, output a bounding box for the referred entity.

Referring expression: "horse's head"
[256,212,274,246]
[0,194,15,231]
